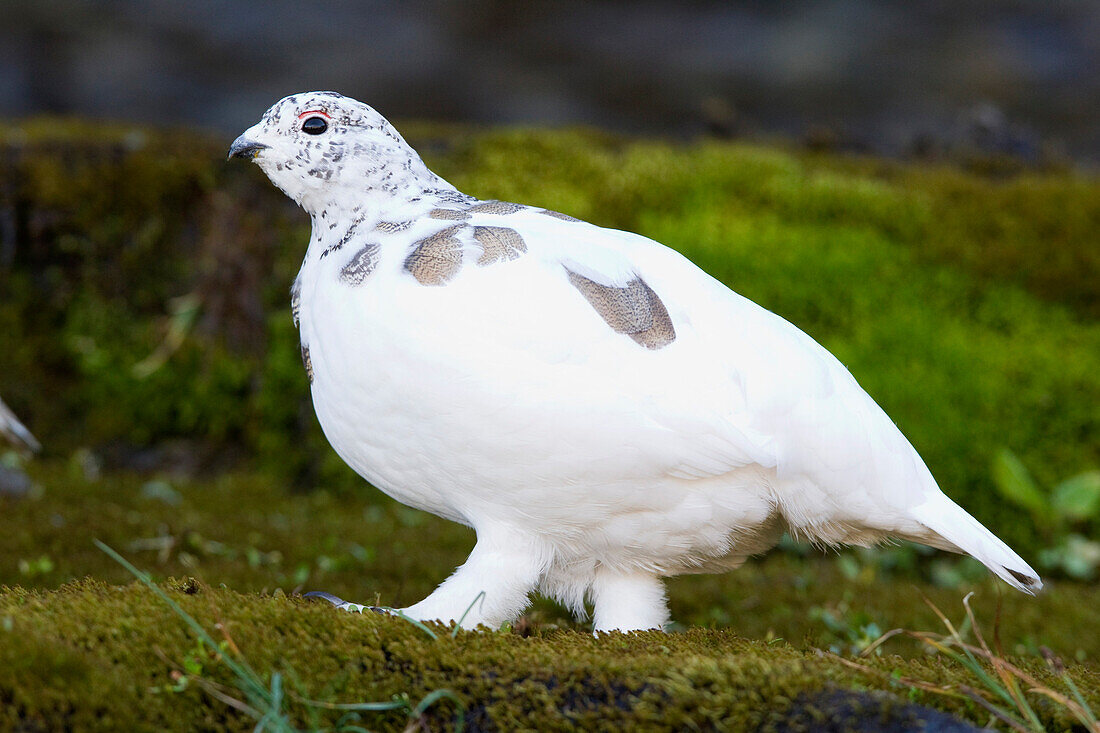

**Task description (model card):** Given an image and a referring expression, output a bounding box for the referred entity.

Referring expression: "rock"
[772,688,980,733]
[0,463,32,498]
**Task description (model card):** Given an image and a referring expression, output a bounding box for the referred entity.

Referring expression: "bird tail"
[909,493,1042,595]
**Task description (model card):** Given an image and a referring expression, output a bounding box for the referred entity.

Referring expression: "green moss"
[1,461,1098,729]
[1,574,1095,731]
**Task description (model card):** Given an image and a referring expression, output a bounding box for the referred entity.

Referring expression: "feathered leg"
[590,569,669,633]
[308,527,543,630]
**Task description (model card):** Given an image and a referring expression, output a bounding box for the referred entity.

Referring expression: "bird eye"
[302,116,328,135]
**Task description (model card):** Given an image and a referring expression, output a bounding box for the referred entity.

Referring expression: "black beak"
[228,135,269,161]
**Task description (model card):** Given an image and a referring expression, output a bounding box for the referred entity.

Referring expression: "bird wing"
[431,210,783,483]
[482,210,936,515]
[505,214,1041,590]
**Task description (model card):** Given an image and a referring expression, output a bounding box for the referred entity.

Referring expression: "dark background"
[3,0,1099,166]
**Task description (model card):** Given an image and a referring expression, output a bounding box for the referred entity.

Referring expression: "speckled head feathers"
[230,91,442,216]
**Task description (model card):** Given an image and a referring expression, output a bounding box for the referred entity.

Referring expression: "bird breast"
[294,235,765,543]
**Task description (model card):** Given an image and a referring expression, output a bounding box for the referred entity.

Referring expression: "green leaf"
[990,448,1048,519]
[1051,471,1100,522]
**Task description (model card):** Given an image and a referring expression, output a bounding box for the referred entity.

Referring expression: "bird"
[229,92,1041,633]
[0,397,40,454]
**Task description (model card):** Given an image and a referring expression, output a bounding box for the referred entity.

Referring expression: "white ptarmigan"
[229,92,1041,633]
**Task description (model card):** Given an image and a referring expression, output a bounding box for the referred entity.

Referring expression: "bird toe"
[303,590,372,614]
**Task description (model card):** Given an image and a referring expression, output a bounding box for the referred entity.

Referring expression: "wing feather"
[508,213,940,522]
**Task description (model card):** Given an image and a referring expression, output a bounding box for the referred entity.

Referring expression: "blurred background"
[1,0,1098,650]
[3,0,1100,166]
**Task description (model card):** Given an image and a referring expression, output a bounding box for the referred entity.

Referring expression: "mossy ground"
[3,462,1099,731]
[1,120,1098,729]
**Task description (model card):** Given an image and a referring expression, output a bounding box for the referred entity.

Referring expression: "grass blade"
[95,539,271,706]
[958,685,1031,733]
[373,607,439,640]
[453,591,486,638]
[410,688,466,731]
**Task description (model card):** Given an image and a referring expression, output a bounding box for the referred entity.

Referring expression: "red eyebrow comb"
[297,109,332,120]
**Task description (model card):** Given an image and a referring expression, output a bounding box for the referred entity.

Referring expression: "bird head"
[228,91,431,217]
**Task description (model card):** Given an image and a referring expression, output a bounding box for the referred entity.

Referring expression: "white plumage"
[229,92,1040,632]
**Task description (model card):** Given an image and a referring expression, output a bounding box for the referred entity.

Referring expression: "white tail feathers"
[910,494,1042,595]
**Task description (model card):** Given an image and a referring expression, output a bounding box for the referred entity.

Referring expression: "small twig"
[1041,647,1100,732]
[958,685,1031,733]
[191,675,264,718]
[962,593,1026,720]
[993,594,1006,660]
[869,596,1100,733]
[209,593,242,658]
[289,693,408,713]
[858,627,906,658]
[974,594,1043,730]
[825,651,964,697]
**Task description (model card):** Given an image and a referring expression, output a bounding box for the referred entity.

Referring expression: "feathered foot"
[302,590,386,615]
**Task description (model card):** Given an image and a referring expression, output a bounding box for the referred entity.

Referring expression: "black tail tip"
[1004,566,1041,591]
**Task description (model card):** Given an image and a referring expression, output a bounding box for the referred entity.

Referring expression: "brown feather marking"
[631,283,676,349]
[566,269,676,350]
[429,208,471,221]
[474,226,527,266]
[339,243,380,286]
[375,220,413,233]
[404,225,465,285]
[467,200,523,215]
[290,277,302,327]
[538,208,581,222]
[301,343,313,384]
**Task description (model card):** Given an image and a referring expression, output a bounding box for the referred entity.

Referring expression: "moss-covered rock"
[1,575,1095,731]
[2,461,1098,730]
[3,461,1098,655]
